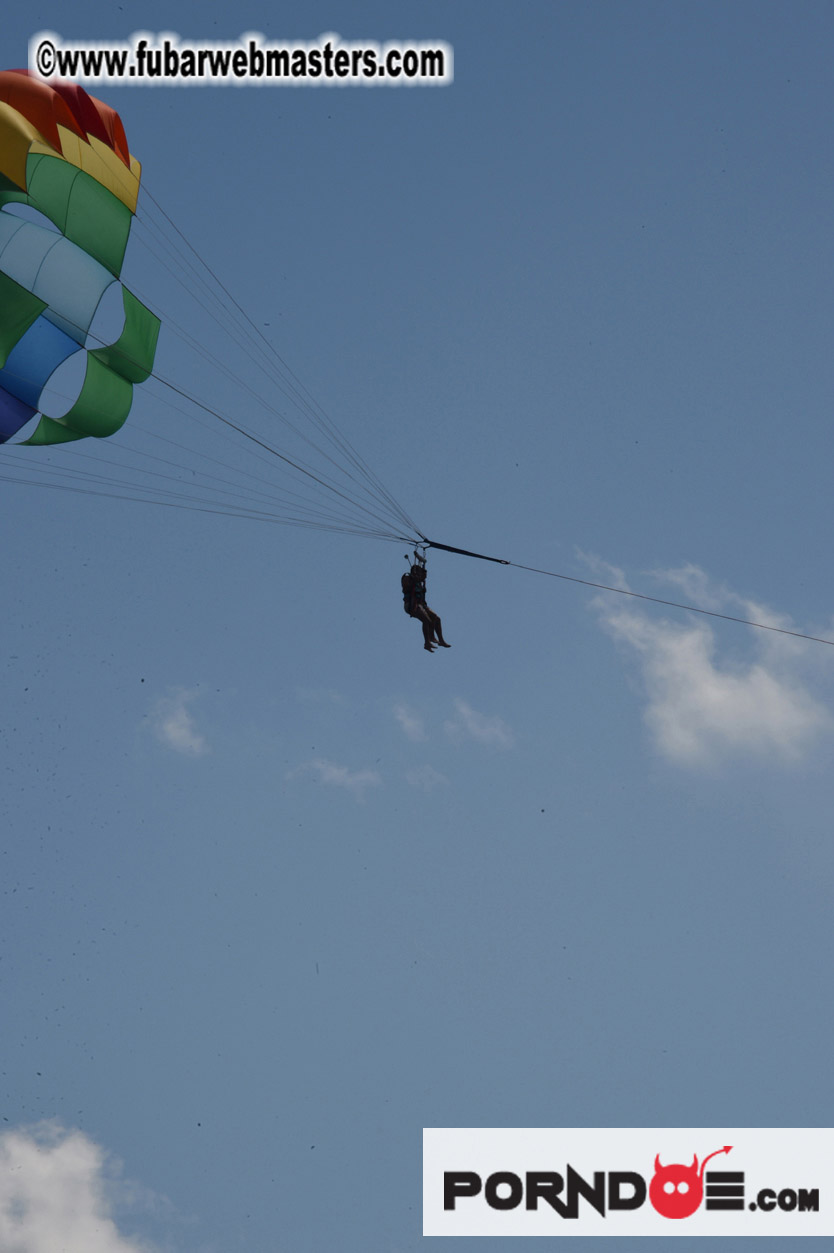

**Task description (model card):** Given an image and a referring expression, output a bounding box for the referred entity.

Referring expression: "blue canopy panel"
[0,313,78,411]
[0,384,36,442]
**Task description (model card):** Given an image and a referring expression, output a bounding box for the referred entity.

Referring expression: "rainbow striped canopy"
[0,70,159,444]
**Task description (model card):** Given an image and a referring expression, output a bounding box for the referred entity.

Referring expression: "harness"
[402,573,426,614]
[402,555,428,615]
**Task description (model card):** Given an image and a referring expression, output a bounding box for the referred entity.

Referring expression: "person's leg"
[421,618,436,650]
[411,607,435,650]
[429,609,450,647]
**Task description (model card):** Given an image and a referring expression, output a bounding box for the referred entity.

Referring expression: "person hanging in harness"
[402,553,451,652]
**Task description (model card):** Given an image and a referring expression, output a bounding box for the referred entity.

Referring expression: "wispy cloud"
[444,698,514,748]
[589,559,832,766]
[289,757,381,801]
[405,764,449,792]
[0,1123,160,1253]
[152,688,208,757]
[394,702,427,742]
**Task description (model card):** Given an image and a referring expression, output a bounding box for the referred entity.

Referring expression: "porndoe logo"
[423,1128,832,1237]
[649,1144,731,1218]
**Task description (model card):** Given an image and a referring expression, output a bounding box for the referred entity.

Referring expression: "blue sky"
[1,1,832,1250]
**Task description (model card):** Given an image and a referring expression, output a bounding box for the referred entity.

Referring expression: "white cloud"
[644,561,727,612]
[394,702,427,742]
[590,561,832,765]
[0,1123,158,1253]
[444,698,514,748]
[405,764,449,792]
[152,688,209,757]
[289,757,381,801]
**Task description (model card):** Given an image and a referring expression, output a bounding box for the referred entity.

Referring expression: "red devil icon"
[649,1146,732,1218]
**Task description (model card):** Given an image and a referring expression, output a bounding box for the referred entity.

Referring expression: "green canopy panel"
[24,352,133,444]
[0,154,132,277]
[0,269,46,367]
[91,287,160,383]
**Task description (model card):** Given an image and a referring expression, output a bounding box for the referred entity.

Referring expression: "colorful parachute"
[0,72,419,543]
[0,70,159,445]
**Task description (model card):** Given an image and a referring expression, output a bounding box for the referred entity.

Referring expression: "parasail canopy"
[0,69,159,446]
[0,69,421,545]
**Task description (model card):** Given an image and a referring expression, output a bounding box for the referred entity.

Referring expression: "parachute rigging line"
[134,186,420,540]
[124,250,416,537]
[0,466,411,534]
[0,332,416,538]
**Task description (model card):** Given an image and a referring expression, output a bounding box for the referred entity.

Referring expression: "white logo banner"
[423,1127,832,1237]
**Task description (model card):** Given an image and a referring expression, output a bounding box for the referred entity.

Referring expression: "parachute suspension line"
[2,412,414,535]
[146,368,417,542]
[141,187,420,537]
[128,223,394,512]
[423,541,834,648]
[144,364,410,538]
[0,377,412,539]
[0,314,407,536]
[0,466,415,536]
[122,250,416,536]
[23,440,357,526]
[0,355,296,519]
[0,343,401,533]
[116,423,395,531]
[136,187,420,539]
[129,219,418,541]
[0,272,413,542]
